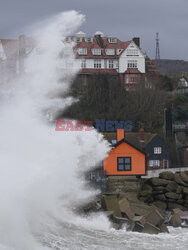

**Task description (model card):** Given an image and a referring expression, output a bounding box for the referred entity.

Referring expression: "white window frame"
[126,49,139,56]
[149,160,160,167]
[75,37,82,43]
[154,147,162,154]
[94,59,101,68]
[127,60,138,68]
[108,60,114,69]
[81,59,86,68]
[108,37,117,43]
[77,48,87,55]
[105,49,115,55]
[85,37,93,43]
[92,49,101,55]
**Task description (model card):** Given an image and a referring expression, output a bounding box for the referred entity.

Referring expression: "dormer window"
[85,37,93,43]
[126,49,139,56]
[117,49,123,55]
[92,49,101,55]
[108,37,117,43]
[75,37,82,43]
[65,37,71,43]
[77,48,87,55]
[105,49,115,55]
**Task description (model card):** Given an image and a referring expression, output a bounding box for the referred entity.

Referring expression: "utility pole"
[155,32,160,60]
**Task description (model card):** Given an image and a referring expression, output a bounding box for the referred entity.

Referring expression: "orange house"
[103,129,146,176]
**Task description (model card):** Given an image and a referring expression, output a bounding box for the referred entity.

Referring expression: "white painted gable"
[124,41,144,57]
[118,41,145,73]
[0,40,7,60]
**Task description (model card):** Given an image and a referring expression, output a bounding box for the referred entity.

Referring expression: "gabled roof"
[112,137,146,155]
[103,132,156,151]
[145,56,161,76]
[73,37,132,59]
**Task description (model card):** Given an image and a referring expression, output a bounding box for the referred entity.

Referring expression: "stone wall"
[138,171,188,211]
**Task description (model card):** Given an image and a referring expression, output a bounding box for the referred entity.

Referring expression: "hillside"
[152,59,188,75]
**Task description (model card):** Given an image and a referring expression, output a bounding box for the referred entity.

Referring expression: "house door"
[163,160,168,169]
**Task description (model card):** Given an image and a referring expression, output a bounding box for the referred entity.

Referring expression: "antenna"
[155,32,160,60]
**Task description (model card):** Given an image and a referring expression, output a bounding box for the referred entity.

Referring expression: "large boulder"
[152,201,167,210]
[154,194,167,201]
[101,195,122,217]
[169,213,182,227]
[150,178,170,186]
[176,185,182,194]
[118,198,135,220]
[166,181,178,192]
[153,186,167,191]
[146,207,164,227]
[168,202,186,211]
[139,184,152,197]
[180,172,188,183]
[142,222,161,234]
[174,174,188,187]
[159,223,169,233]
[129,200,152,216]
[165,192,180,200]
[159,171,175,181]
[182,187,188,195]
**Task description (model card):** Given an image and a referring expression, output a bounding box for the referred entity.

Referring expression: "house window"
[117,157,131,171]
[76,37,82,43]
[126,49,139,56]
[108,37,117,43]
[125,75,129,83]
[81,59,86,68]
[112,140,117,144]
[92,49,101,55]
[130,74,137,83]
[77,48,87,55]
[109,60,114,69]
[154,147,162,154]
[125,74,137,84]
[94,60,101,68]
[149,160,160,167]
[163,160,168,169]
[106,49,115,55]
[127,60,137,68]
[117,49,123,55]
[85,37,93,43]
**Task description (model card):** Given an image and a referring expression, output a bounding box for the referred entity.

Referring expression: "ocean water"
[0,10,188,250]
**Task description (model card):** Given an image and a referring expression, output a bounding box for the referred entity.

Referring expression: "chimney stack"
[140,128,144,143]
[133,37,140,47]
[116,129,124,142]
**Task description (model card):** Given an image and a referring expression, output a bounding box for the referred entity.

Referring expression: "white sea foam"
[0,11,110,250]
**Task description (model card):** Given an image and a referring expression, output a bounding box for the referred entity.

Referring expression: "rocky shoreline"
[79,171,188,234]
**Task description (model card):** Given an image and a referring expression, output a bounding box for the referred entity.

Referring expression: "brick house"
[0,32,160,90]
[69,31,161,90]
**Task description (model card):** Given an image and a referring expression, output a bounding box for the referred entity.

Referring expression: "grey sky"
[0,0,188,60]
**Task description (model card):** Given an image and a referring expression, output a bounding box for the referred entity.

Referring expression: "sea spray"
[0,11,110,250]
